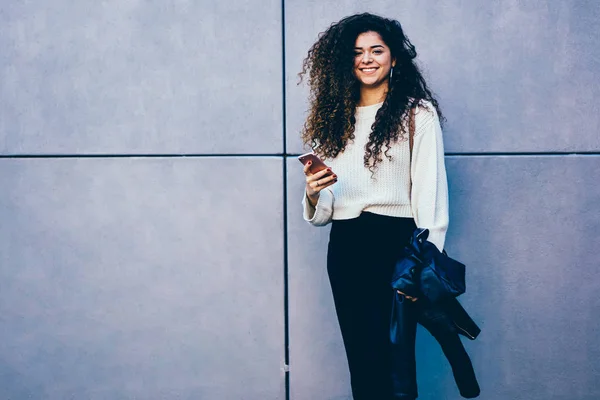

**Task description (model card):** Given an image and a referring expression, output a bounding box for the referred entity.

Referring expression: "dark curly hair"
[299,13,444,173]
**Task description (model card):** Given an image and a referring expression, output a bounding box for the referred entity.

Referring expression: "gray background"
[1,1,599,399]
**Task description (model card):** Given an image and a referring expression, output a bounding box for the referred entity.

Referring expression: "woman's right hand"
[304,161,337,207]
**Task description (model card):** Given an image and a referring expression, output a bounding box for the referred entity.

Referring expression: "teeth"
[362,68,376,72]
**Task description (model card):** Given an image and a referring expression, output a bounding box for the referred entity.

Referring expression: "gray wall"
[1,1,599,400]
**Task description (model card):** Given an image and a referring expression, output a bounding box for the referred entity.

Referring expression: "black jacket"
[391,228,481,340]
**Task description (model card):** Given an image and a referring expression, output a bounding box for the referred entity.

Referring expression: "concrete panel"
[286,1,600,153]
[287,155,600,400]
[445,155,600,400]
[0,157,285,399]
[286,158,346,400]
[0,1,282,154]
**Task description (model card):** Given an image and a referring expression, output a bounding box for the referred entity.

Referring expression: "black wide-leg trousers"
[327,212,479,400]
[327,212,416,400]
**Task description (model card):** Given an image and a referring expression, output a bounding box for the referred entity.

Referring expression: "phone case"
[298,152,330,174]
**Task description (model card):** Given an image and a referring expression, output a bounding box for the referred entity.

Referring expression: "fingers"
[304,162,337,198]
[306,166,335,185]
[316,178,337,191]
[311,167,334,180]
[303,161,312,177]
[397,290,418,302]
[308,171,337,191]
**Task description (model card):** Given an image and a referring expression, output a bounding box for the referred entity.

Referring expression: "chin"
[360,77,386,87]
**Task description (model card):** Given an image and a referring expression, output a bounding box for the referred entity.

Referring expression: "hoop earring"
[390,67,394,80]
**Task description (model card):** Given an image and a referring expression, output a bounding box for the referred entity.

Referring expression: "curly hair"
[299,13,444,173]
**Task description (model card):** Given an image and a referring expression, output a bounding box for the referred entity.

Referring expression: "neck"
[357,82,389,106]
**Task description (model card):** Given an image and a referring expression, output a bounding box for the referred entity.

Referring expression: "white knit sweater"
[302,100,449,251]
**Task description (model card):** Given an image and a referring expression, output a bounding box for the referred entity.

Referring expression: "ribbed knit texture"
[302,100,449,250]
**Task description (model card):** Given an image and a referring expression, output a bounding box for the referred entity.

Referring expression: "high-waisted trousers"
[327,212,479,400]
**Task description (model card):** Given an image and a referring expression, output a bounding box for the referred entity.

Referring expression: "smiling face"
[353,31,395,88]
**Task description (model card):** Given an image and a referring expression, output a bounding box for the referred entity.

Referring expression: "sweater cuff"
[302,188,334,226]
[425,227,447,252]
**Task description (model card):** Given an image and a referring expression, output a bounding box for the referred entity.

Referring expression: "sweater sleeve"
[410,105,449,251]
[302,187,334,226]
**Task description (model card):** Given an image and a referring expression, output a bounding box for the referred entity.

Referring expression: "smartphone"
[298,152,332,175]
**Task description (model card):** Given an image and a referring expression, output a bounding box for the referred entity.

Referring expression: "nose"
[362,51,372,64]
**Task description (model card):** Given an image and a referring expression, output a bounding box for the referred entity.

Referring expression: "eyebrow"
[354,45,385,50]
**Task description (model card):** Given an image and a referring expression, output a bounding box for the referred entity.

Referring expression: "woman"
[299,13,479,400]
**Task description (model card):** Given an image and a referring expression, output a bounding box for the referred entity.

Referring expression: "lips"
[359,67,379,74]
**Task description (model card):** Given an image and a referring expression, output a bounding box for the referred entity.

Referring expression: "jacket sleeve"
[302,187,334,226]
[410,104,449,251]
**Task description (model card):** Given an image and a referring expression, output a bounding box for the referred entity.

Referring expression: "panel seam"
[2,151,600,159]
[281,0,290,398]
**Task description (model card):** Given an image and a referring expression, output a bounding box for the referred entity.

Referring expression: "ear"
[392,58,397,68]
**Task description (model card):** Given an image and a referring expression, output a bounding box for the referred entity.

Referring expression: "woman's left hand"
[397,290,418,302]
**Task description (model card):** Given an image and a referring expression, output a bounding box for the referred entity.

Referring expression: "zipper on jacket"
[454,322,475,340]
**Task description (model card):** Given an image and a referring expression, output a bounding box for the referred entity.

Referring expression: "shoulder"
[412,100,441,137]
